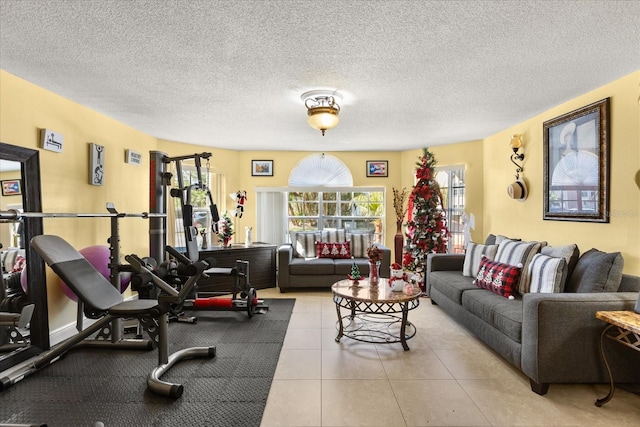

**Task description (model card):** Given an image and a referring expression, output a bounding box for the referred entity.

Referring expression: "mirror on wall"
[0,160,24,250]
[0,142,48,372]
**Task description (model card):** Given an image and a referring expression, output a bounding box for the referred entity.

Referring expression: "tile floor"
[258,288,640,427]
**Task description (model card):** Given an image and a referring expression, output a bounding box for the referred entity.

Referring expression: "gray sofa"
[425,243,640,395]
[277,243,391,292]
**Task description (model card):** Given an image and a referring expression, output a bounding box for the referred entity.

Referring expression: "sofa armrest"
[521,291,640,385]
[277,244,293,291]
[425,253,465,295]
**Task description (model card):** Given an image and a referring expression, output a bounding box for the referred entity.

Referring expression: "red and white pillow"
[317,241,351,259]
[473,256,521,298]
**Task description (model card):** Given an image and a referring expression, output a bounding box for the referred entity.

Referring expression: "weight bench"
[0,235,215,398]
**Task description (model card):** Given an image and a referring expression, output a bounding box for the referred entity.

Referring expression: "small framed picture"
[252,160,274,176]
[1,179,22,196]
[366,160,388,177]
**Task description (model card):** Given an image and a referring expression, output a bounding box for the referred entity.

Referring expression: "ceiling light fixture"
[301,90,342,136]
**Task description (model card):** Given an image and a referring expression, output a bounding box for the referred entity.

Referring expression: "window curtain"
[256,191,287,246]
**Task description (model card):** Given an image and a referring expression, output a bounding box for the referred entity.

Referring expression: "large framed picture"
[543,98,609,222]
[252,160,273,176]
[1,179,22,196]
[366,160,388,177]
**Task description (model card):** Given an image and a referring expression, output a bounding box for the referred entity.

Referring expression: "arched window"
[288,153,353,186]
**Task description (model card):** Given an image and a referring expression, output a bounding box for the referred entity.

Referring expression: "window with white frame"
[286,190,385,243]
[435,166,465,253]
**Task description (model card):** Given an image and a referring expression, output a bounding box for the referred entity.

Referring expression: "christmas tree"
[348,263,361,282]
[218,213,235,246]
[403,148,449,284]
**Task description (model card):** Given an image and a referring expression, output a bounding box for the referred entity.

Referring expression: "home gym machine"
[148,151,268,319]
[0,205,217,398]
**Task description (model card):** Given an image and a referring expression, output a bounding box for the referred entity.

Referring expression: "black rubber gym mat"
[0,298,295,427]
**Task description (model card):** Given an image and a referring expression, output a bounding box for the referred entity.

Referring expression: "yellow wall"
[1,70,156,330]
[235,150,404,248]
[1,68,638,334]
[482,70,640,275]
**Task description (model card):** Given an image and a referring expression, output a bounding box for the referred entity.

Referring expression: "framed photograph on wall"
[366,160,388,177]
[252,160,273,176]
[543,98,609,222]
[1,179,22,196]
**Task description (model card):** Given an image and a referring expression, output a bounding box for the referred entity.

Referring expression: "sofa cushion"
[317,241,351,259]
[321,229,347,243]
[461,289,523,343]
[473,257,521,298]
[528,253,567,293]
[429,271,477,304]
[347,232,373,258]
[541,243,579,278]
[463,242,498,277]
[290,231,321,258]
[565,248,624,293]
[495,239,544,294]
[289,257,335,275]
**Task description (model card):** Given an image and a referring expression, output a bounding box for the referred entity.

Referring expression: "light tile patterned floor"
[258,288,640,427]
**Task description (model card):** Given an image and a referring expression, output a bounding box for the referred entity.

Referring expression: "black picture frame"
[543,98,610,222]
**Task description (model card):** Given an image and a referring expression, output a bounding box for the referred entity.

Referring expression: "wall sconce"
[510,134,524,179]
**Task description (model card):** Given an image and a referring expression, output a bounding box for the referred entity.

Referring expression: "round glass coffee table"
[331,278,422,351]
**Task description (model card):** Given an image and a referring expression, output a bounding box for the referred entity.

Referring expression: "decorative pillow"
[541,244,580,279]
[321,229,347,243]
[565,248,624,293]
[347,233,373,258]
[11,255,26,273]
[528,253,567,293]
[462,242,498,277]
[484,234,497,245]
[473,256,521,298]
[290,231,321,258]
[495,239,544,294]
[494,235,521,245]
[317,241,351,259]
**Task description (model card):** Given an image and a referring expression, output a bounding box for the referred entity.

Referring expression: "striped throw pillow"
[347,233,372,258]
[321,229,347,243]
[463,242,499,277]
[290,231,321,258]
[495,239,544,294]
[528,254,568,293]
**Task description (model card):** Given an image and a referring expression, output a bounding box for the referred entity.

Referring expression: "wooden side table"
[594,310,640,407]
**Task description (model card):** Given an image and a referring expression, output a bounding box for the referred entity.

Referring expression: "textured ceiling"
[1,0,639,152]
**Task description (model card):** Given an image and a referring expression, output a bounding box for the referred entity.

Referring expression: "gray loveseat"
[425,236,640,395]
[277,230,390,292]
